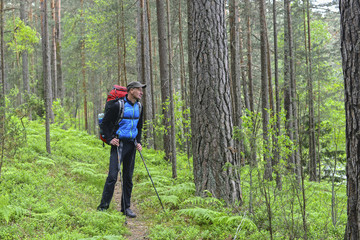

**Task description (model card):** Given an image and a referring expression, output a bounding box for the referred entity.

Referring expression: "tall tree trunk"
[146,0,156,150]
[229,0,243,201]
[340,0,360,238]
[245,0,254,113]
[187,0,193,160]
[283,0,293,167]
[259,0,271,180]
[137,0,154,148]
[91,72,96,134]
[229,0,243,138]
[55,0,63,105]
[245,0,256,212]
[144,0,154,149]
[40,0,52,154]
[156,0,171,161]
[166,0,177,178]
[51,0,57,100]
[0,0,5,177]
[245,0,257,169]
[189,0,241,204]
[239,24,250,112]
[20,0,31,119]
[80,0,88,132]
[288,0,301,180]
[178,0,190,158]
[273,0,282,189]
[120,0,126,85]
[284,0,300,178]
[305,0,317,182]
[186,0,194,160]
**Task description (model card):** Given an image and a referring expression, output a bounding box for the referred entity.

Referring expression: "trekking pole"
[116,144,128,225]
[135,142,165,211]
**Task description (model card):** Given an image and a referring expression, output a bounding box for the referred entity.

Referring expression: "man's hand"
[136,143,142,151]
[110,138,119,146]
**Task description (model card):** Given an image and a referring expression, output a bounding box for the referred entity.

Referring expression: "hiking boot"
[97,206,108,212]
[124,208,136,218]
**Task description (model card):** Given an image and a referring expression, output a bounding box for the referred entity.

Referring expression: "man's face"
[129,87,143,100]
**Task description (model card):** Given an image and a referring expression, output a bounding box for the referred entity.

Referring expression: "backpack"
[98,85,127,144]
[98,85,142,145]
[106,85,127,101]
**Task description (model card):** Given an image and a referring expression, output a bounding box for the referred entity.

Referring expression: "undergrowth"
[0,119,346,239]
[133,150,346,239]
[0,120,127,240]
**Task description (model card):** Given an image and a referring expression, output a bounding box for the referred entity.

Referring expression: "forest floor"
[114,181,150,240]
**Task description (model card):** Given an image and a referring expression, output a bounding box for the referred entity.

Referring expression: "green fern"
[79,236,126,240]
[71,162,99,178]
[181,196,223,208]
[160,195,180,208]
[160,182,195,196]
[0,195,28,223]
[213,215,257,231]
[0,206,12,224]
[178,207,224,224]
[35,156,55,167]
[32,207,64,218]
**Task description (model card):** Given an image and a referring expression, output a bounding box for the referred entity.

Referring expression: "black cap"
[127,81,146,91]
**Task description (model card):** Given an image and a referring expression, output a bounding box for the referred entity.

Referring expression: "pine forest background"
[0,0,347,239]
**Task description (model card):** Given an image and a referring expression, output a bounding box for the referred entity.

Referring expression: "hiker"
[97,81,146,218]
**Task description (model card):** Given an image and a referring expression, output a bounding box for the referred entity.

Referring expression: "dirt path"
[114,182,150,240]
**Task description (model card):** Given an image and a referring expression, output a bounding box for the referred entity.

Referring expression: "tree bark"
[259,0,271,180]
[273,0,282,189]
[55,0,63,105]
[187,0,193,160]
[120,0,127,85]
[178,0,190,159]
[80,0,88,132]
[166,0,177,178]
[245,0,257,168]
[239,24,250,112]
[340,0,360,238]
[156,0,171,161]
[284,0,300,178]
[137,0,154,148]
[0,0,5,177]
[51,0,57,100]
[20,0,31,118]
[40,0,52,154]
[288,0,301,180]
[189,0,241,204]
[283,0,293,167]
[145,0,157,149]
[229,0,244,199]
[306,0,317,182]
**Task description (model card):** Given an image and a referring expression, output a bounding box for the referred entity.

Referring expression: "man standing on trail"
[97,81,146,218]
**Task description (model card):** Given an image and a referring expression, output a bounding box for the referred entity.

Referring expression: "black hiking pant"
[98,140,136,211]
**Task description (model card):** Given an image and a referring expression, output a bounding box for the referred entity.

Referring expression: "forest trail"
[114,181,150,240]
